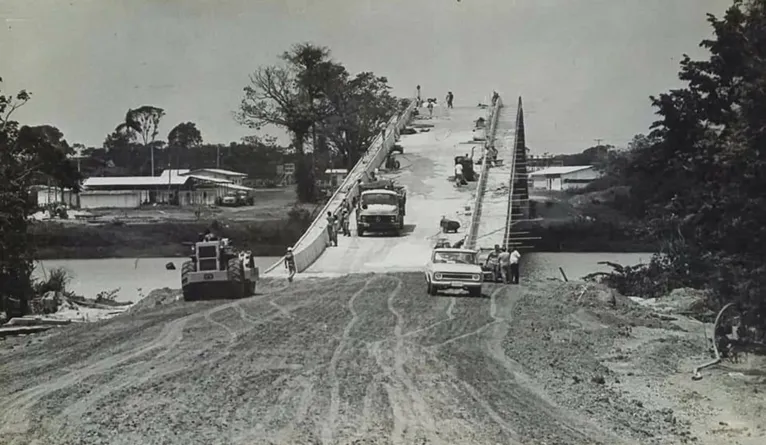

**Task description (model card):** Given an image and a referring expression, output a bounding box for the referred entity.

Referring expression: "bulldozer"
[180,238,259,301]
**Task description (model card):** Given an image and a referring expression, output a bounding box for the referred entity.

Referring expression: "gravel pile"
[503,282,700,443]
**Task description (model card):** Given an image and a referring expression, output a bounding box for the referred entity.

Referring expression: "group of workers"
[416,85,456,116]
[484,244,521,284]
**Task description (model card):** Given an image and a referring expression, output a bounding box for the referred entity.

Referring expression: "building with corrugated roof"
[528,165,601,191]
[78,169,254,209]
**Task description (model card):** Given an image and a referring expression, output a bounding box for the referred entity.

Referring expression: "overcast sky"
[0,0,730,154]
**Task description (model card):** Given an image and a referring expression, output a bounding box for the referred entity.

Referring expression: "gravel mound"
[503,282,698,443]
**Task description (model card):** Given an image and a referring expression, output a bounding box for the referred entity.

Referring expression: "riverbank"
[524,187,658,252]
[520,219,657,252]
[30,217,310,260]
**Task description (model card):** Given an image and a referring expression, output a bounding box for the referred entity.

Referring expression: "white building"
[32,185,78,207]
[529,165,601,191]
[79,169,254,209]
[185,168,247,186]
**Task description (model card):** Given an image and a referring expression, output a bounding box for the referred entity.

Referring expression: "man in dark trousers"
[326,211,338,247]
[446,91,454,109]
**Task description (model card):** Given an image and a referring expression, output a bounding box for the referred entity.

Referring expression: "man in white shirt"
[454,162,464,187]
[509,248,521,284]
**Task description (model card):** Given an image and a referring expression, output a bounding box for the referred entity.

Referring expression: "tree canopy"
[592,0,766,330]
[237,43,400,202]
[0,81,82,315]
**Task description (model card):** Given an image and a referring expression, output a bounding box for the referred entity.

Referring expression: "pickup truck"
[424,248,483,297]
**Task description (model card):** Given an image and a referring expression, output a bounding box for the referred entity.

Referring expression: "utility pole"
[594,138,604,146]
[216,145,220,168]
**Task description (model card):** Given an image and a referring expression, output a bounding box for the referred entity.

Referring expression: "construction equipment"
[180,238,259,301]
[356,179,407,236]
[385,150,401,170]
[454,155,477,182]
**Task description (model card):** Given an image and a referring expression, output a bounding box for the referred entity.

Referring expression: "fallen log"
[0,325,54,338]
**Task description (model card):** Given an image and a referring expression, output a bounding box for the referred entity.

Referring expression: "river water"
[33,252,652,303]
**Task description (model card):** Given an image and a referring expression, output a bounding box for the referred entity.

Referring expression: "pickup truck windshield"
[433,252,477,265]
[361,193,397,206]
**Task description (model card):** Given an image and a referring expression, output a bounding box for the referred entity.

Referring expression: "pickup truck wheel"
[427,280,437,296]
[469,287,482,298]
[358,228,365,236]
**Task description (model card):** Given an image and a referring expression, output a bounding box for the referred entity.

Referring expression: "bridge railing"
[464,95,503,250]
[264,99,418,274]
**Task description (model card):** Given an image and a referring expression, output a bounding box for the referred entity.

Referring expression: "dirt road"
[0,276,621,445]
[2,274,763,445]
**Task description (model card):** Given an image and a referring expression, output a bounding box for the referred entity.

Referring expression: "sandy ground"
[299,106,483,275]
[1,275,762,445]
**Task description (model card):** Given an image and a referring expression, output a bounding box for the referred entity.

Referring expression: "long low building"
[79,169,254,209]
[529,165,601,191]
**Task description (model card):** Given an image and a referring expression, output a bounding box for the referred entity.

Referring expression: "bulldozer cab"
[192,239,234,272]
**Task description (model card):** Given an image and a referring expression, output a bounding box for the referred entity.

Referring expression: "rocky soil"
[0,274,763,445]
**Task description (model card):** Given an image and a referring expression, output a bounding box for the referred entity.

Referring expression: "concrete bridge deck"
[269,105,489,277]
[471,105,518,250]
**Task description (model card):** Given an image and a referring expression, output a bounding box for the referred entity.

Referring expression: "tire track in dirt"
[401,297,456,339]
[321,275,379,445]
[0,297,248,437]
[385,276,443,445]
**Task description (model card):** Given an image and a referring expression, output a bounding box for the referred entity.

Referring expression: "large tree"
[167,122,203,170]
[115,105,165,176]
[625,0,766,326]
[238,43,401,202]
[0,81,82,316]
[322,72,399,168]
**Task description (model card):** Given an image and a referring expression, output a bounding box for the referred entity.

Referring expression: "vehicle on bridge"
[356,179,406,236]
[424,248,483,297]
[180,238,259,301]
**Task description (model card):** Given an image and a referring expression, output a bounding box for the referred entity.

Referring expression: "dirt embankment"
[1,273,762,445]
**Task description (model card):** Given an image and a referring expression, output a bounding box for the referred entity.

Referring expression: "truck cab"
[356,189,402,236]
[356,179,406,236]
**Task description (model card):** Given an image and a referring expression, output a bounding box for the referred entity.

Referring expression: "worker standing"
[454,162,464,187]
[340,207,351,236]
[427,100,434,117]
[416,85,422,107]
[484,245,502,282]
[446,91,454,109]
[326,211,338,247]
[498,248,511,284]
[510,248,521,284]
[284,247,296,282]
